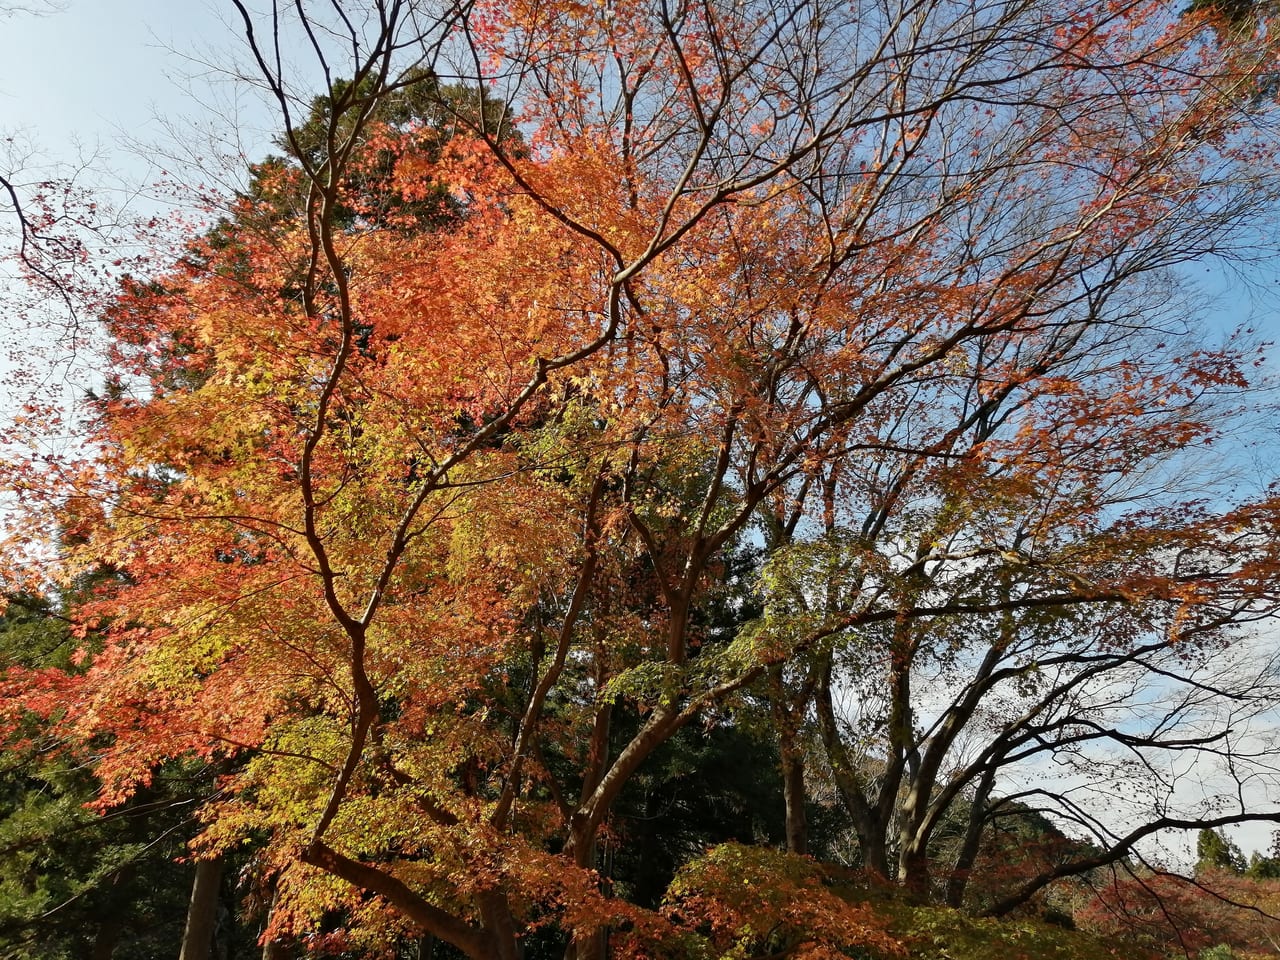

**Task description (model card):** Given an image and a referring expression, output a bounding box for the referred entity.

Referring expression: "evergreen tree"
[1196,829,1247,876]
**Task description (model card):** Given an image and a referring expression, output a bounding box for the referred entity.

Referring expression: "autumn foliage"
[5,0,1280,957]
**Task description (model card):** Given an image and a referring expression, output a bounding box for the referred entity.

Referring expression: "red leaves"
[1077,868,1280,955]
[661,845,901,960]
[5,0,1280,954]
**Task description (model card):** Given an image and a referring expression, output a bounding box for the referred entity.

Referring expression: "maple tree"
[5,0,1280,957]
[1075,864,1280,957]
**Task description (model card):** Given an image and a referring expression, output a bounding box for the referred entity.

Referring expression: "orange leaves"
[662,844,901,960]
[7,0,1280,954]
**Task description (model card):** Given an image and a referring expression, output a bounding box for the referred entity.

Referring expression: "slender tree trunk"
[90,864,134,960]
[180,856,226,960]
[258,879,290,960]
[780,736,808,856]
[564,825,606,960]
[565,659,615,960]
[815,654,889,877]
[260,911,291,960]
[568,928,607,960]
[945,770,997,908]
[771,666,809,856]
[770,664,812,857]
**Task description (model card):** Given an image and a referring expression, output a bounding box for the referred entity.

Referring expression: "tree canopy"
[5,0,1280,958]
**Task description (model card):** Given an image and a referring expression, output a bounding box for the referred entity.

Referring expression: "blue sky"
[2,2,234,161]
[0,0,289,232]
[0,1,281,409]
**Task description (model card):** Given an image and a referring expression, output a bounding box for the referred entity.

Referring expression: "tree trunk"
[780,737,808,856]
[257,878,290,960]
[180,856,226,960]
[898,842,932,904]
[945,770,997,908]
[90,863,134,960]
[862,828,891,880]
[815,654,889,877]
[91,909,125,960]
[770,663,809,857]
[567,927,607,960]
[897,782,935,902]
[477,891,523,960]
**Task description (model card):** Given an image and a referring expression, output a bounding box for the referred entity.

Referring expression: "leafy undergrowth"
[660,846,1158,960]
[872,902,1158,960]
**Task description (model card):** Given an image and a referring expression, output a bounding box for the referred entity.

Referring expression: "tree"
[0,591,234,960]
[802,542,1280,909]
[0,3,63,15]
[1198,831,1247,877]
[1076,865,1280,957]
[5,0,1280,957]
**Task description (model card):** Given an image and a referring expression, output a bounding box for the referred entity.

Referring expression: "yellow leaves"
[445,459,578,597]
[10,5,1280,954]
[203,721,339,841]
[266,859,373,947]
